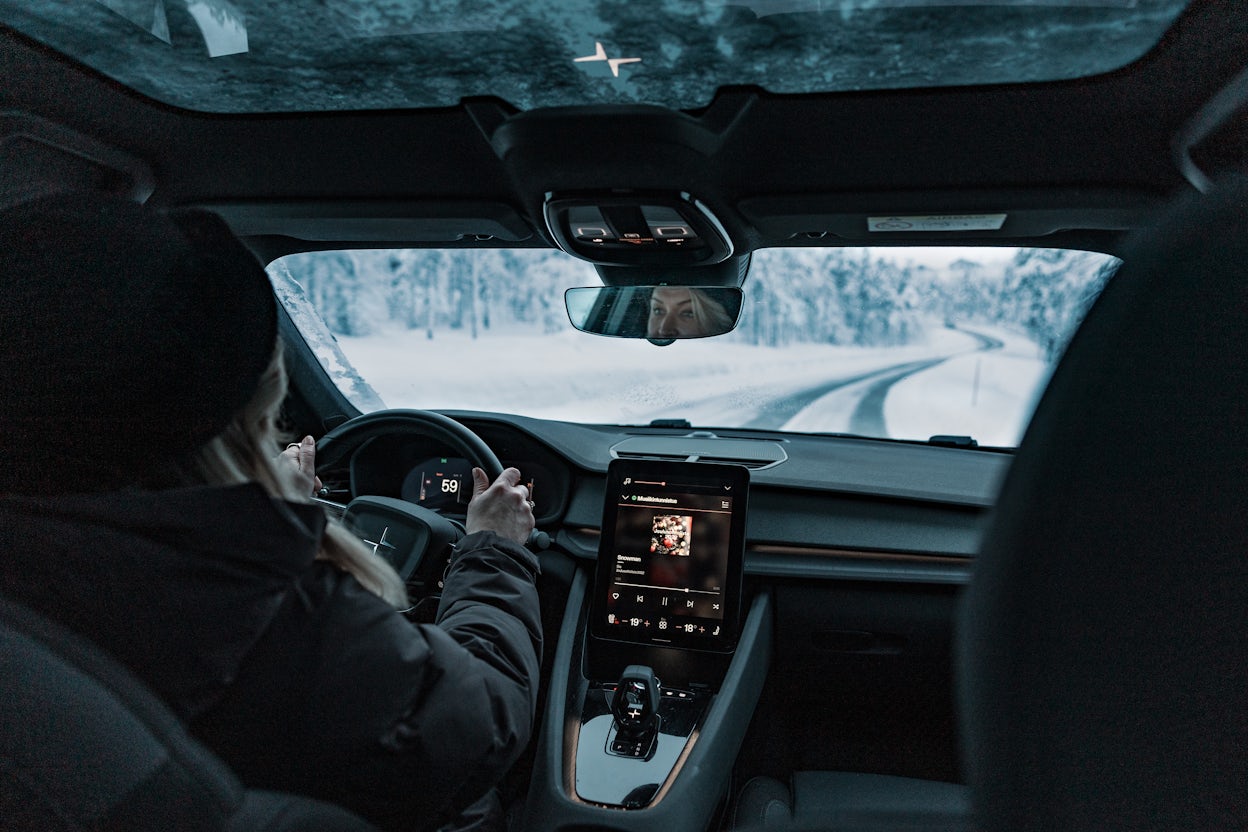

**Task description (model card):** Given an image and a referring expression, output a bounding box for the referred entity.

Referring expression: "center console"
[522,460,774,831]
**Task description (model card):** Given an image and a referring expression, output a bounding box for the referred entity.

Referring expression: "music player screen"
[591,460,748,652]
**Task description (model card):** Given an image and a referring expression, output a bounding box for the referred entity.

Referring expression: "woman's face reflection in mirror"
[646,287,732,339]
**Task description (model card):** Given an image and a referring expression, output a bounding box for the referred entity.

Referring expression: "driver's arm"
[193,470,542,832]
[289,549,542,832]
[358,468,542,828]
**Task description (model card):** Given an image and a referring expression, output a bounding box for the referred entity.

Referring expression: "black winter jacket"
[0,483,542,831]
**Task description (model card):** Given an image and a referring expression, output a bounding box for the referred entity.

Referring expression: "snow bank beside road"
[884,326,1049,447]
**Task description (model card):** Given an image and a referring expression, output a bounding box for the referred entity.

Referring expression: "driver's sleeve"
[382,530,542,830]
[423,531,544,803]
[203,530,543,832]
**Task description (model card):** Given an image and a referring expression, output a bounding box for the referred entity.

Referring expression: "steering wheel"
[314,410,504,595]
[316,409,503,481]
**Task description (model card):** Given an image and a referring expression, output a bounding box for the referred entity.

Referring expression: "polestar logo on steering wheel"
[363,526,396,560]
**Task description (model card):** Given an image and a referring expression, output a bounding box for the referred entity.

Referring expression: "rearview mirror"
[565,285,743,344]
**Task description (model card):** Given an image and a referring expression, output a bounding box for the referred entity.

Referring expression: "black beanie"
[0,193,277,494]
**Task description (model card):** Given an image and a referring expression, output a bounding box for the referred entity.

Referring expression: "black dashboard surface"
[327,411,1004,587]
[441,411,1011,508]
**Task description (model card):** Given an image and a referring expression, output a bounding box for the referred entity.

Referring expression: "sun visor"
[0,112,154,209]
[198,200,534,244]
[1175,65,1248,194]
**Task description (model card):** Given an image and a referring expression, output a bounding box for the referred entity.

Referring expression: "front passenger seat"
[731,175,1248,831]
[0,596,381,832]
[958,175,1248,829]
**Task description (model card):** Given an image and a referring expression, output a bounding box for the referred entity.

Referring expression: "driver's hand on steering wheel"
[465,467,535,546]
[279,435,323,497]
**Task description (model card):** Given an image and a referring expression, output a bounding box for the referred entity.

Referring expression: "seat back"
[957,176,1248,829]
[0,597,378,832]
[0,596,240,830]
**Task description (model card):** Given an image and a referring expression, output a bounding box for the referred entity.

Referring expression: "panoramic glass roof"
[3,0,1190,113]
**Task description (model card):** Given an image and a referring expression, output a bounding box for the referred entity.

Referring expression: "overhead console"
[463,97,757,265]
[523,460,772,831]
[544,191,733,266]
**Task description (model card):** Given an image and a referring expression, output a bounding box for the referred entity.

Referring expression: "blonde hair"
[165,344,409,608]
[689,288,734,334]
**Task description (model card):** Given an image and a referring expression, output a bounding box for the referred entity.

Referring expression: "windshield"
[271,246,1117,447]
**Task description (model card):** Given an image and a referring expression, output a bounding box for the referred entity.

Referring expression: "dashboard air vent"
[611,435,787,470]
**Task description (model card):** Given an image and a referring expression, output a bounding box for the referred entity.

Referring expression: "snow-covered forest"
[275,246,1117,360]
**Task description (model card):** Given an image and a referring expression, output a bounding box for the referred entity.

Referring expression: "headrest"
[0,193,277,493]
[958,175,1248,830]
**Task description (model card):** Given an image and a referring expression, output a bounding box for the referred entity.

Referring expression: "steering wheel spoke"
[340,495,462,584]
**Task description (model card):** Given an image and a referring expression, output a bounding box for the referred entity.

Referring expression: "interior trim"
[559,529,972,585]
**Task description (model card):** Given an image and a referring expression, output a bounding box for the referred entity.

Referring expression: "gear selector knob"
[611,664,660,734]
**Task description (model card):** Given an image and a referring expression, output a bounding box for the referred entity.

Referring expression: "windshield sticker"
[868,214,1007,232]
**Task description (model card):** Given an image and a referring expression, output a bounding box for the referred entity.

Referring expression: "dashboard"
[323,411,1006,587]
[328,426,573,527]
[314,409,1004,827]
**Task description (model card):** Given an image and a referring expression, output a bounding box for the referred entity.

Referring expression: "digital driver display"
[414,463,470,507]
[400,457,540,515]
[591,459,748,652]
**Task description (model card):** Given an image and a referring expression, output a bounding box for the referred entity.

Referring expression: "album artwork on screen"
[591,459,749,652]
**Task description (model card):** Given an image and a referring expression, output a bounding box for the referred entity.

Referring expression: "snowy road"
[846,329,1003,436]
[740,328,1005,434]
[334,323,1043,444]
[739,357,948,430]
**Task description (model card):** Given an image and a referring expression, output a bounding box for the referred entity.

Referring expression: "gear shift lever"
[609,665,661,758]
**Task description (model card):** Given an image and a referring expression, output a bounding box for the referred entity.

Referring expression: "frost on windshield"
[272,246,1117,446]
[268,259,385,411]
[4,0,1191,112]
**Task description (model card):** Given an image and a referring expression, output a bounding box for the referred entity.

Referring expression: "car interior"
[0,1,1245,830]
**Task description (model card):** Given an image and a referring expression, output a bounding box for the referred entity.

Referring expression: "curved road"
[743,328,1004,433]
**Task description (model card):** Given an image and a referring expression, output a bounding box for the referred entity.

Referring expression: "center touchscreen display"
[590,459,749,652]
